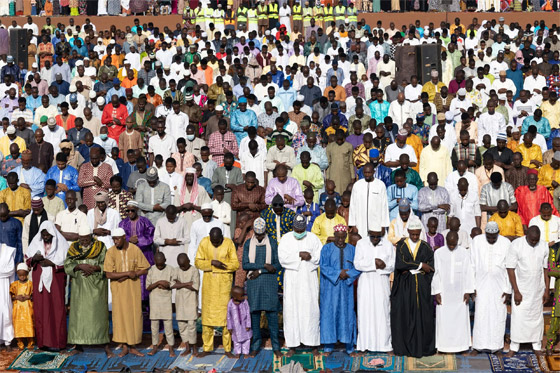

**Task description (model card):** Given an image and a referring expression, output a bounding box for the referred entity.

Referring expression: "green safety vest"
[347,7,357,23]
[324,7,333,22]
[292,4,302,20]
[257,4,268,20]
[303,7,313,21]
[248,9,258,24]
[237,7,248,22]
[268,3,278,18]
[195,7,206,23]
[334,5,346,21]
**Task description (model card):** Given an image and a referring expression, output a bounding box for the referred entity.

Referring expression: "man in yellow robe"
[103,228,150,358]
[489,200,525,241]
[195,227,239,358]
[0,172,31,223]
[311,199,346,245]
[291,151,324,203]
[421,71,445,102]
[538,151,560,194]
[516,133,543,169]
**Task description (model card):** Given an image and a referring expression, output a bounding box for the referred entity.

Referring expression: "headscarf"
[59,141,84,169]
[179,167,199,214]
[26,221,69,293]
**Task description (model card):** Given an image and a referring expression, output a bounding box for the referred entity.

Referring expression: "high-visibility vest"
[237,7,248,22]
[303,7,313,22]
[347,7,357,23]
[268,3,278,19]
[292,4,302,20]
[204,8,214,22]
[313,6,323,20]
[324,6,333,23]
[195,7,206,24]
[334,5,346,21]
[225,10,235,25]
[214,10,225,26]
[248,9,258,24]
[257,4,268,20]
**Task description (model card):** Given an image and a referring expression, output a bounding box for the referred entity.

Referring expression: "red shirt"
[101,103,128,144]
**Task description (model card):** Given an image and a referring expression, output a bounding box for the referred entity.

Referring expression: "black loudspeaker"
[394,45,417,85]
[10,29,28,70]
[416,44,441,85]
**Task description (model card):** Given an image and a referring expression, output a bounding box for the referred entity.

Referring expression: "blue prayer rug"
[322,351,354,371]
[231,349,274,372]
[62,348,177,372]
[488,351,540,372]
[9,349,68,371]
[169,348,238,372]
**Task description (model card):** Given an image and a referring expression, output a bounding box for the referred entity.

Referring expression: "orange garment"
[121,77,138,89]
[323,85,347,101]
[44,0,53,15]
[406,134,423,172]
[10,280,34,338]
[507,139,519,151]
[146,93,163,107]
[101,54,120,67]
[55,114,76,131]
[198,66,214,86]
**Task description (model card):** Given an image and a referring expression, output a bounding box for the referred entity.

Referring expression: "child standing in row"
[10,263,34,350]
[227,286,252,358]
[172,253,199,357]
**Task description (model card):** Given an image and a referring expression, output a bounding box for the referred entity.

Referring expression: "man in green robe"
[63,225,114,357]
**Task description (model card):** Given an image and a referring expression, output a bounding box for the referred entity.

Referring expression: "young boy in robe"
[227,286,252,357]
[297,188,321,231]
[426,217,444,251]
[337,191,351,224]
[171,253,200,357]
[146,252,176,357]
[10,263,33,350]
[212,185,232,234]
[319,180,341,212]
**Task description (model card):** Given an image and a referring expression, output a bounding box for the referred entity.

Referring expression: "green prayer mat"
[9,349,68,371]
[404,354,457,371]
[273,349,324,372]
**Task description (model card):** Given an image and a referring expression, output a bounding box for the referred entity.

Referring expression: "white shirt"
[478,112,506,145]
[388,100,412,127]
[404,84,422,102]
[148,134,177,160]
[94,136,118,155]
[384,143,418,170]
[449,190,481,235]
[240,151,267,186]
[43,126,66,151]
[165,111,189,141]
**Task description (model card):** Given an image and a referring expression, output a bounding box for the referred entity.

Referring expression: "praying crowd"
[0,10,560,364]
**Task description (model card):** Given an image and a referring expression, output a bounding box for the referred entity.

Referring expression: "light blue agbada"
[13,166,46,198]
[319,242,360,354]
[230,107,258,144]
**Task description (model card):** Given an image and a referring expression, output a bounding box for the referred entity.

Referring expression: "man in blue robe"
[319,224,360,355]
[13,151,46,198]
[45,152,80,206]
[356,149,392,187]
[0,202,23,264]
[230,97,258,144]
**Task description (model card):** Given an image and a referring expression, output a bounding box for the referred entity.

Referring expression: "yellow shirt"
[516,143,543,169]
[0,187,31,223]
[311,213,347,245]
[421,81,445,102]
[406,134,423,172]
[489,211,524,237]
[0,136,27,158]
[541,101,560,129]
[538,164,560,194]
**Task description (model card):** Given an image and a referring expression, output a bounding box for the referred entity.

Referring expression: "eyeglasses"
[126,209,135,212]
[272,203,283,207]
[369,235,382,239]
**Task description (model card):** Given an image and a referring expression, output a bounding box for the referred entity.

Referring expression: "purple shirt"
[265,176,305,211]
[227,299,252,343]
[346,133,364,149]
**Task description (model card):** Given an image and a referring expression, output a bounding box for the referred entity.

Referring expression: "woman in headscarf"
[59,140,84,170]
[25,221,69,351]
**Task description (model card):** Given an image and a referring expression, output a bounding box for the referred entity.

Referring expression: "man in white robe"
[349,163,390,238]
[505,226,549,356]
[0,244,15,349]
[153,205,188,268]
[529,202,560,289]
[354,227,395,353]
[431,232,474,353]
[86,191,122,250]
[470,221,511,353]
[278,214,322,356]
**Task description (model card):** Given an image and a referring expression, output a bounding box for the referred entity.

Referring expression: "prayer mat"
[62,347,177,372]
[353,353,404,371]
[231,349,274,372]
[169,348,238,372]
[455,353,493,372]
[537,352,560,372]
[404,354,457,371]
[488,351,540,372]
[321,351,354,371]
[272,349,324,372]
[9,349,68,371]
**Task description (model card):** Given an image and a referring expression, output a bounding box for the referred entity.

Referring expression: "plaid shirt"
[453,142,479,173]
[208,131,239,166]
[547,74,560,95]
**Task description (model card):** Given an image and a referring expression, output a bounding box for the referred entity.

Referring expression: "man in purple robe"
[118,200,155,299]
[264,164,305,211]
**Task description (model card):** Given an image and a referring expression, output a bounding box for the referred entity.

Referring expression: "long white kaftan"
[471,234,511,351]
[432,245,475,353]
[348,178,390,238]
[354,236,395,352]
[506,237,548,344]
[0,244,15,345]
[278,232,322,348]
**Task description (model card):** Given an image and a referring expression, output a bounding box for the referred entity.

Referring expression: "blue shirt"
[369,100,390,124]
[387,184,419,221]
[13,166,46,198]
[522,116,551,139]
[230,109,258,144]
[0,218,22,265]
[506,68,524,100]
[45,165,80,205]
[198,176,213,197]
